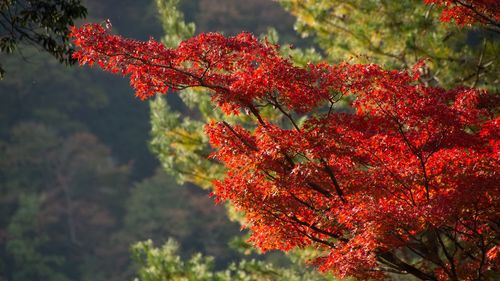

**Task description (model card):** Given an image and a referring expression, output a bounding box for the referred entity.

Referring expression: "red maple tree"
[70,23,499,280]
[424,0,500,27]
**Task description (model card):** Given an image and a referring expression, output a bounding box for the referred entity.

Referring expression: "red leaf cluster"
[424,0,500,26]
[71,24,499,280]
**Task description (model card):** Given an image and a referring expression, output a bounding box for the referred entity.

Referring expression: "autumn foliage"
[425,0,500,26]
[70,22,499,280]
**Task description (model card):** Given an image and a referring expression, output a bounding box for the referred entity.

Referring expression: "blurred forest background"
[0,1,304,280]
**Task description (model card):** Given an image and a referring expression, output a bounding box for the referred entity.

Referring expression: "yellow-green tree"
[131,239,336,281]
